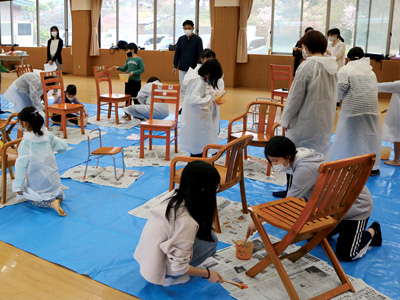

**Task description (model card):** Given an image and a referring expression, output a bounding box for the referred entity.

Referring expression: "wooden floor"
[0,73,391,299]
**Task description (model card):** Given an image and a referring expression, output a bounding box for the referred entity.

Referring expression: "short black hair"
[65,84,77,95]
[305,27,313,33]
[264,136,297,163]
[147,76,160,83]
[182,20,194,27]
[126,43,138,54]
[201,48,216,59]
[347,47,365,61]
[198,59,223,90]
[300,30,327,55]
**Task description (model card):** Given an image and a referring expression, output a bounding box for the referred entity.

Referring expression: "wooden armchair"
[0,113,20,146]
[1,138,22,204]
[15,64,33,77]
[169,135,254,233]
[228,100,284,176]
[93,65,131,125]
[246,153,376,300]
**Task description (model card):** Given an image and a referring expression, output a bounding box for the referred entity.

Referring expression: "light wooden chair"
[93,65,131,125]
[83,128,125,181]
[246,153,376,300]
[1,138,22,204]
[15,64,33,77]
[139,84,180,161]
[227,100,284,176]
[40,71,85,139]
[270,64,292,104]
[169,135,254,233]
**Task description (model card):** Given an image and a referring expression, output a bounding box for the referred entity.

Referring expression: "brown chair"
[40,71,85,139]
[270,64,292,104]
[15,64,33,77]
[246,153,376,300]
[1,138,22,204]
[93,65,131,125]
[140,84,180,161]
[227,100,284,176]
[0,113,19,145]
[83,128,125,181]
[169,135,254,233]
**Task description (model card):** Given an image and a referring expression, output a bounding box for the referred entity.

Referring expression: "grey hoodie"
[287,148,372,221]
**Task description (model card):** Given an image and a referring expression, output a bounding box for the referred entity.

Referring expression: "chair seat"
[273,89,289,97]
[230,131,271,145]
[174,163,230,187]
[49,103,84,112]
[92,147,123,155]
[252,197,337,234]
[100,93,131,101]
[141,119,177,129]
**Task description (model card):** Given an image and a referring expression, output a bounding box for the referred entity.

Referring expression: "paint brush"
[222,278,248,289]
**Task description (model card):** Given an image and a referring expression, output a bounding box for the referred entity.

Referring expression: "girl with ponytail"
[13,106,68,216]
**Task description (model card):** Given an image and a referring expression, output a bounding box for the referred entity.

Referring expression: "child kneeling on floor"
[134,161,223,286]
[51,84,89,125]
[13,106,68,216]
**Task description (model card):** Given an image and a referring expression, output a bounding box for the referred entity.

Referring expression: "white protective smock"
[378,81,400,142]
[327,40,346,70]
[4,72,44,113]
[12,127,68,202]
[179,68,219,154]
[123,80,169,120]
[330,58,381,169]
[281,56,338,159]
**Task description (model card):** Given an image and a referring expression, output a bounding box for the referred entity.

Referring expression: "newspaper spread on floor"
[124,145,189,167]
[49,126,106,145]
[128,191,251,244]
[88,114,140,129]
[215,155,286,185]
[61,165,143,188]
[201,237,391,300]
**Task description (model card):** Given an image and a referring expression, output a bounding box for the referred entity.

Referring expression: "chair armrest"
[0,113,19,130]
[202,144,224,157]
[1,138,22,157]
[228,112,247,137]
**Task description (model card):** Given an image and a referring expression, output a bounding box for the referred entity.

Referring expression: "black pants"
[329,218,372,261]
[51,114,78,125]
[125,80,141,105]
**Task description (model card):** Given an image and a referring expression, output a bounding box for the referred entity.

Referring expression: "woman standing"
[330,47,381,176]
[47,26,63,95]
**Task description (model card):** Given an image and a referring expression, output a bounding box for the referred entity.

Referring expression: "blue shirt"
[173,34,203,72]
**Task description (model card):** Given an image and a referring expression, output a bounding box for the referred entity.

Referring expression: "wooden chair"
[0,113,19,145]
[246,153,376,300]
[270,64,292,104]
[83,128,125,181]
[93,65,131,125]
[1,138,22,204]
[169,135,254,233]
[140,84,180,161]
[15,64,33,77]
[40,71,85,139]
[227,101,284,176]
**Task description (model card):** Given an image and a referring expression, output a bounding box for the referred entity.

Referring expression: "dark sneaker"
[370,169,380,177]
[272,190,287,198]
[369,222,382,247]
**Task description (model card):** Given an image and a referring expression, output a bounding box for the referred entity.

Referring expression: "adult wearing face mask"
[47,26,63,95]
[172,20,203,107]
[113,43,145,105]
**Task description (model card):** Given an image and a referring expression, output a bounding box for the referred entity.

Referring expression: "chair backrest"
[87,128,103,153]
[149,84,180,122]
[40,71,65,108]
[16,64,33,77]
[296,153,375,231]
[243,101,284,135]
[93,66,112,100]
[270,64,293,91]
[204,134,254,187]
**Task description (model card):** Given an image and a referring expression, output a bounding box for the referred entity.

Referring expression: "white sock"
[163,275,190,286]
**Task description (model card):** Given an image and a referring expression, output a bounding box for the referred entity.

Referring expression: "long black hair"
[18,106,44,136]
[165,161,221,242]
[50,26,60,40]
[264,136,297,164]
[198,58,223,90]
[327,28,344,42]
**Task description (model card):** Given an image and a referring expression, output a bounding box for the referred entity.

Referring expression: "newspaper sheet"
[61,165,143,188]
[124,146,189,167]
[88,114,140,129]
[49,126,106,145]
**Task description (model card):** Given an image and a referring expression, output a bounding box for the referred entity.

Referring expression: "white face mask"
[302,48,309,59]
[66,95,74,101]
[184,29,193,37]
[51,31,58,37]
[273,159,291,173]
[328,36,335,42]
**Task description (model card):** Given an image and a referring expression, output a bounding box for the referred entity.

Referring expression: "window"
[13,0,37,46]
[39,0,65,47]
[101,0,117,49]
[302,0,327,34]
[138,0,154,50]
[119,0,137,46]
[329,0,357,51]
[198,0,211,49]
[247,0,272,55]
[156,0,173,50]
[66,0,72,46]
[0,1,12,45]
[389,0,399,55]
[366,0,391,54]
[175,0,196,43]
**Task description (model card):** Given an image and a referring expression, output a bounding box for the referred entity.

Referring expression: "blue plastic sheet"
[0,98,399,299]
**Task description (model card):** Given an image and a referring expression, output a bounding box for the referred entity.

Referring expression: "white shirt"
[50,39,59,58]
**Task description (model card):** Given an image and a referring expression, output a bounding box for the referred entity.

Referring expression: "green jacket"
[0,61,8,73]
[117,56,145,81]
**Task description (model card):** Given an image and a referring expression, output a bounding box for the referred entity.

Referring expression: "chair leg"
[108,103,112,119]
[213,203,221,234]
[115,103,119,125]
[121,149,125,177]
[139,126,145,159]
[83,155,91,180]
[97,102,101,121]
[239,175,248,213]
[165,131,170,161]
[80,110,85,134]
[96,156,100,168]
[45,112,49,129]
[8,166,14,179]
[1,165,6,204]
[111,155,118,181]
[175,127,178,153]
[266,161,271,177]
[149,130,153,150]
[62,114,67,139]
